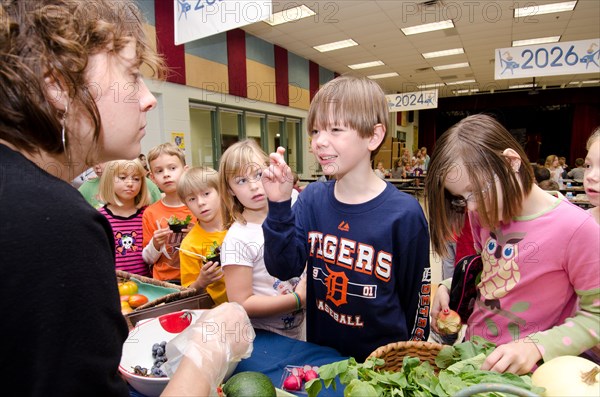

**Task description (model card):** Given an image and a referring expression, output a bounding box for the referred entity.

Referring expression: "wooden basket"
[116,270,198,311]
[367,341,444,373]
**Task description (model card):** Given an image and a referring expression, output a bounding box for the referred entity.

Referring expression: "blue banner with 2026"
[495,38,599,80]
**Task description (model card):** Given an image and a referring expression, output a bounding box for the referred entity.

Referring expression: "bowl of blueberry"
[119,310,200,397]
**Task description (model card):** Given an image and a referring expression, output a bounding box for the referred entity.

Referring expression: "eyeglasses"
[450,179,494,210]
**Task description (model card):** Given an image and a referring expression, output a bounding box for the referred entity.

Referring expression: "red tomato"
[159,311,193,333]
[128,294,149,308]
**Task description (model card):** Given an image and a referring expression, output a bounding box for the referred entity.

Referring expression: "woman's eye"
[309,130,318,136]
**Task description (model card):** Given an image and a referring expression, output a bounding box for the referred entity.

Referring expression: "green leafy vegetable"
[305,338,544,397]
[167,215,192,226]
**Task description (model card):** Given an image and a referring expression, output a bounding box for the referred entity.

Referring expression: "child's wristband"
[292,292,301,310]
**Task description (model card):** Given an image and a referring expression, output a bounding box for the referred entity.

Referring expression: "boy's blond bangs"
[307,75,389,140]
[177,167,219,202]
[147,143,186,169]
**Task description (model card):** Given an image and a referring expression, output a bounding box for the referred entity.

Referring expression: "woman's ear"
[368,123,386,152]
[502,148,522,172]
[44,75,69,112]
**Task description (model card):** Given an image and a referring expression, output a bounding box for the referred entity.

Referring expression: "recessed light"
[401,20,454,35]
[313,39,358,53]
[417,83,445,89]
[433,62,470,71]
[422,48,464,59]
[454,88,479,94]
[446,79,476,85]
[509,83,538,89]
[514,1,577,18]
[264,5,316,26]
[512,36,560,47]
[348,60,385,70]
[367,72,399,80]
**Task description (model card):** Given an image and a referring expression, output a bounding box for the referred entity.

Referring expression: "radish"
[291,367,305,379]
[304,369,319,382]
[283,375,302,391]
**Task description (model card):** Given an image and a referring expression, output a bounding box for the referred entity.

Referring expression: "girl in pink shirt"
[426,114,600,374]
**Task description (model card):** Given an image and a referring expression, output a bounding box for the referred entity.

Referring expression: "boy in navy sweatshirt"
[261,75,431,361]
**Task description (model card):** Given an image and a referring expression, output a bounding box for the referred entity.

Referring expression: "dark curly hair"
[0,0,165,162]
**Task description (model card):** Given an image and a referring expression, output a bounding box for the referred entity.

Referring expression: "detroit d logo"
[325,267,348,307]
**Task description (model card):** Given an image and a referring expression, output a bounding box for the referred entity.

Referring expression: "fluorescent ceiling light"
[417,83,445,89]
[433,62,470,71]
[569,80,600,85]
[509,83,538,89]
[514,1,577,18]
[422,48,464,59]
[454,88,479,94]
[314,39,357,52]
[367,72,399,80]
[512,36,560,47]
[264,5,316,26]
[348,60,385,70]
[401,20,454,35]
[446,79,476,85]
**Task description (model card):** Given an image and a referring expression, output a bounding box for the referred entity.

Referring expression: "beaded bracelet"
[292,291,301,310]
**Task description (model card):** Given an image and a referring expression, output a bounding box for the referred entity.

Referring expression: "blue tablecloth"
[233,329,347,396]
[130,328,347,397]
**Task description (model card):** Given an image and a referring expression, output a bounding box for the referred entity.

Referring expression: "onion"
[532,355,600,396]
[436,309,462,335]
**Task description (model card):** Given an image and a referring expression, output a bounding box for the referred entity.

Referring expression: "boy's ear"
[367,123,386,152]
[502,148,522,172]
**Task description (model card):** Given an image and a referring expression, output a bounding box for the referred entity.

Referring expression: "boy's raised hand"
[262,146,294,202]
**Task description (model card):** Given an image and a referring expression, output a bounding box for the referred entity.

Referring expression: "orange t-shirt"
[142,200,194,282]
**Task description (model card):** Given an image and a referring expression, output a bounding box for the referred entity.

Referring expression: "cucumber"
[222,371,276,397]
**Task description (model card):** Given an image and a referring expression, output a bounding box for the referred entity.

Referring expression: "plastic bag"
[161,303,255,395]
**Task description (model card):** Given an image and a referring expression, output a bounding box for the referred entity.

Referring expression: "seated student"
[177,166,228,305]
[533,164,551,184]
[567,158,585,180]
[538,179,560,191]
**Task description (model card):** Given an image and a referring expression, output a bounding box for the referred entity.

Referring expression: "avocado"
[222,371,276,397]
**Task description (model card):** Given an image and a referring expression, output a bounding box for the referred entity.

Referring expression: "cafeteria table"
[233,329,348,396]
[129,328,348,397]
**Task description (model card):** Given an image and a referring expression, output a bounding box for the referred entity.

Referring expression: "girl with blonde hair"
[99,159,151,276]
[219,139,306,339]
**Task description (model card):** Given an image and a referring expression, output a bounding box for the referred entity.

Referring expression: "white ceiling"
[242,0,600,97]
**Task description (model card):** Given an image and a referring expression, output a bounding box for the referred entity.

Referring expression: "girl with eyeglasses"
[426,114,600,374]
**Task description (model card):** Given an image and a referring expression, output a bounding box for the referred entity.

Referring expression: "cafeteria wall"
[135,0,339,171]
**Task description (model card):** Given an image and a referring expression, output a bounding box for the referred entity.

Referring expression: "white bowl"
[119,310,238,397]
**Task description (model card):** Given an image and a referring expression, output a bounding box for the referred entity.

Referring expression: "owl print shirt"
[467,195,600,361]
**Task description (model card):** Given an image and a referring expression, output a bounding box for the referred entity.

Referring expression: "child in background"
[584,128,599,224]
[142,143,193,284]
[427,114,600,374]
[219,139,305,339]
[261,76,431,361]
[98,160,152,277]
[177,166,228,305]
